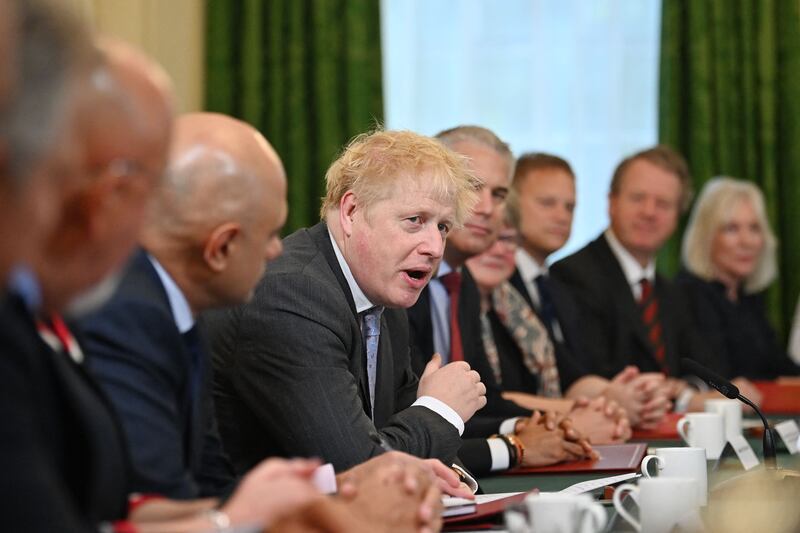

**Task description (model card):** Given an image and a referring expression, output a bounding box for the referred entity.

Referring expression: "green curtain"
[658,0,800,338]
[205,0,384,233]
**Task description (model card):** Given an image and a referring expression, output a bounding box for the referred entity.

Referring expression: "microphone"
[682,358,776,469]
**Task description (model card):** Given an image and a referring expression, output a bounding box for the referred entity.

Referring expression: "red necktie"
[440,271,464,362]
[37,314,83,363]
[639,278,666,370]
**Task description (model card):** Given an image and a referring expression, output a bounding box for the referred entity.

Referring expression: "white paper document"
[556,472,640,495]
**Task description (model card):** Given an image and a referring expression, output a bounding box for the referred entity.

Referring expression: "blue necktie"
[362,307,383,420]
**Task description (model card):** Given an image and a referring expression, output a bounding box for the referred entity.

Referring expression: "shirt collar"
[328,229,375,314]
[604,228,656,288]
[435,260,454,279]
[7,263,42,313]
[148,254,195,333]
[515,248,548,281]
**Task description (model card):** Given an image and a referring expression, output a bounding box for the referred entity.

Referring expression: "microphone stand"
[738,394,777,469]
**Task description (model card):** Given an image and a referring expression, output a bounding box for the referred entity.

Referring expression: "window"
[381,0,662,258]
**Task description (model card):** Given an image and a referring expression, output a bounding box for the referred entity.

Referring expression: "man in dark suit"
[408,126,598,475]
[507,152,670,429]
[79,114,454,531]
[208,129,489,476]
[550,145,758,412]
[0,4,114,530]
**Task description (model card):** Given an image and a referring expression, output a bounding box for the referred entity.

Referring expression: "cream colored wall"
[64,0,206,113]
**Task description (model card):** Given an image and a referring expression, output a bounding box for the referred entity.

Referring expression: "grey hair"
[0,0,91,187]
[435,125,514,181]
[681,177,777,293]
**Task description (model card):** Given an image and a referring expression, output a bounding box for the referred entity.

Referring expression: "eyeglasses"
[495,233,518,252]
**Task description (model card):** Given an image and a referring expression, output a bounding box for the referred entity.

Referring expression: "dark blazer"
[406,267,531,475]
[79,250,235,499]
[0,293,129,532]
[507,268,590,391]
[675,269,800,380]
[407,267,531,421]
[550,233,710,378]
[206,222,461,474]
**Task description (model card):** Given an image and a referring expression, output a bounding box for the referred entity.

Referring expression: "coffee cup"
[613,478,700,533]
[641,446,708,505]
[677,412,726,459]
[705,398,743,441]
[505,492,607,533]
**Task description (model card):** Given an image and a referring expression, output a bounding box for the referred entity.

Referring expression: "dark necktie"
[181,325,205,436]
[639,278,666,369]
[534,274,557,334]
[439,271,464,362]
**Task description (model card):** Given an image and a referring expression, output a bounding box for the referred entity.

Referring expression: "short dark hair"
[512,152,574,189]
[610,145,693,211]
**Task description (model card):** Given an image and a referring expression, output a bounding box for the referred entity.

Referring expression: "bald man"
[78,112,273,499]
[78,114,452,532]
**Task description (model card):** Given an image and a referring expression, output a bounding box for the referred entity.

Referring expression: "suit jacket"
[550,234,710,378]
[79,250,235,499]
[406,267,531,475]
[0,293,129,531]
[507,268,591,392]
[675,269,800,380]
[206,222,461,474]
[407,267,531,421]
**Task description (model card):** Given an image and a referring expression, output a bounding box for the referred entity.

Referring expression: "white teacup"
[677,412,726,459]
[506,492,607,533]
[613,478,701,533]
[641,446,708,505]
[705,398,743,441]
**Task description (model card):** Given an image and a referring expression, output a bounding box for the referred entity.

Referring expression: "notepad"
[505,443,648,475]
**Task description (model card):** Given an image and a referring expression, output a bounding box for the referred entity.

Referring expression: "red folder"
[754,381,800,414]
[504,443,648,475]
[631,412,683,440]
[442,491,530,530]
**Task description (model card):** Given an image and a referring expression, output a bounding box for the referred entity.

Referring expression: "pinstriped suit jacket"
[207,222,461,473]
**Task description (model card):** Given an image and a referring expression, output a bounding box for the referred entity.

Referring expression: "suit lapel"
[134,252,207,470]
[407,286,435,359]
[592,236,656,361]
[307,222,371,414]
[509,268,535,308]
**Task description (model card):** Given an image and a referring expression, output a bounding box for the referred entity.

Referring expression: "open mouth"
[406,270,426,280]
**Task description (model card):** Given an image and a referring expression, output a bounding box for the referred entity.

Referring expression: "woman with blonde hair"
[677,177,799,379]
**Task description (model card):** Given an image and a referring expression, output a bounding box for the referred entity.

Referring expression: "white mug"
[505,493,607,533]
[613,478,700,533]
[640,446,708,505]
[705,398,743,441]
[677,412,726,459]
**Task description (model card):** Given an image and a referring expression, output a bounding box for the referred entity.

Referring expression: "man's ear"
[203,222,240,273]
[339,191,358,237]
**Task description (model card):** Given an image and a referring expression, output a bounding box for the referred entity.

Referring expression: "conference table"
[448,386,800,532]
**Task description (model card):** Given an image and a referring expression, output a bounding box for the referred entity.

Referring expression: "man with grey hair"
[408,125,607,476]
[0,0,92,286]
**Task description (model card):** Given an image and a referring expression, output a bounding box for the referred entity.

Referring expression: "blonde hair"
[682,177,777,293]
[320,129,482,225]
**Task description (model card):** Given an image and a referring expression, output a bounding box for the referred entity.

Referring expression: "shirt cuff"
[499,417,523,435]
[414,396,465,436]
[311,463,337,494]
[488,437,511,471]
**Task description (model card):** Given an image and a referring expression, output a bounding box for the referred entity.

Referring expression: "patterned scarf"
[479,281,561,397]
